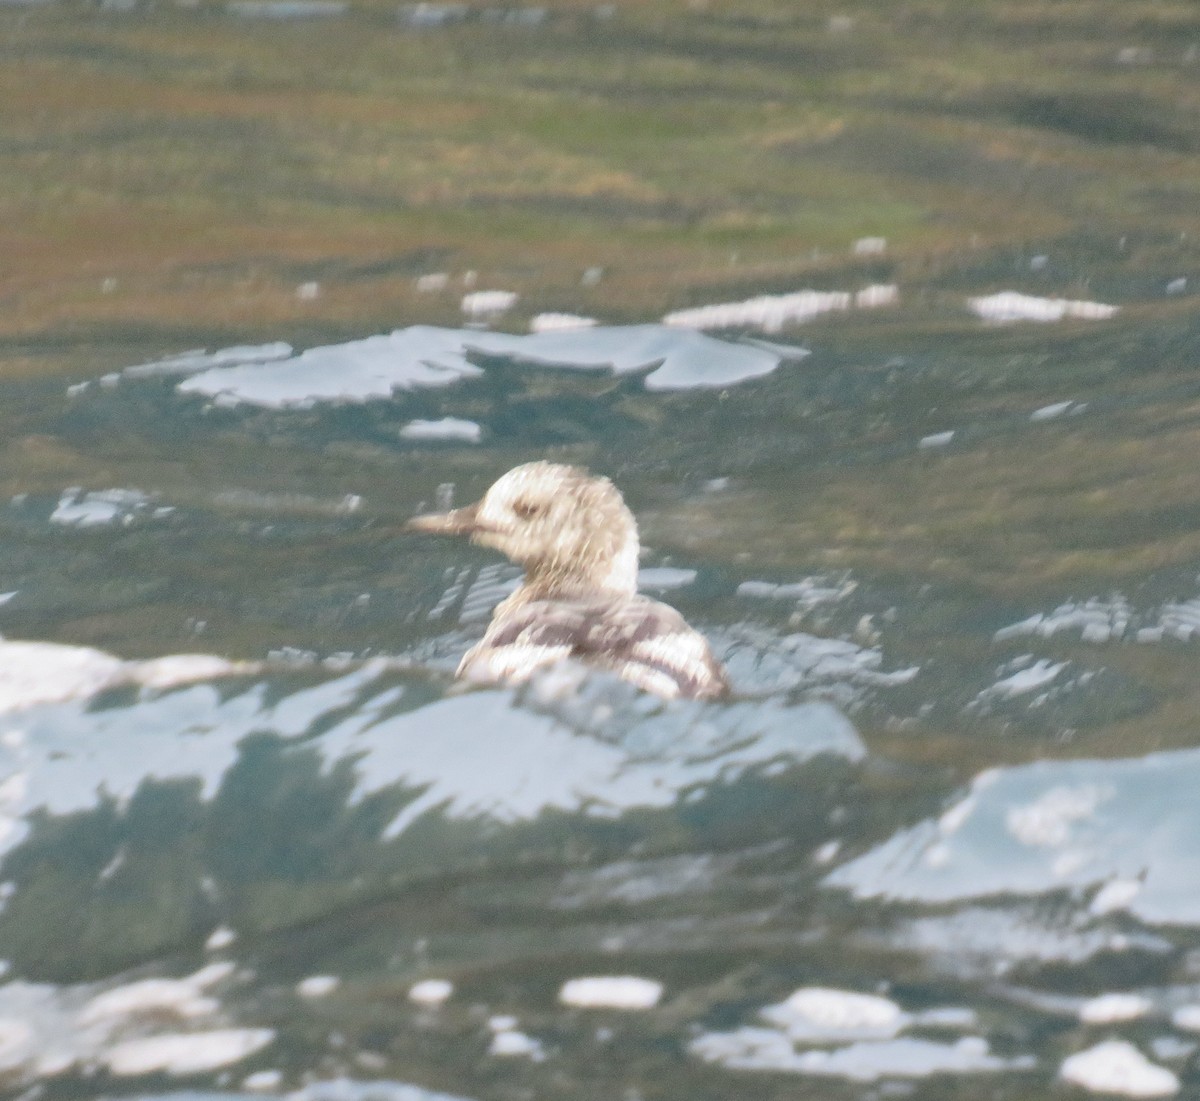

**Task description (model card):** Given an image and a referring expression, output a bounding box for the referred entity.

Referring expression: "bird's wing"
[465,595,728,699]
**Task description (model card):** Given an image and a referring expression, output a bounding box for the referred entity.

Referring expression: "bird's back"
[459,592,728,700]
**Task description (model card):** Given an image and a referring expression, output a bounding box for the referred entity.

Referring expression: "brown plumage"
[408,462,728,699]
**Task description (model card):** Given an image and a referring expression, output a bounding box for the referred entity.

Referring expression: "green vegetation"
[2,0,1199,344]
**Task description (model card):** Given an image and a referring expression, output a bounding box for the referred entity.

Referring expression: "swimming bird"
[408,462,729,699]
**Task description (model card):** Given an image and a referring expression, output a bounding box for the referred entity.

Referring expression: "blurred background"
[1,1,1200,1099]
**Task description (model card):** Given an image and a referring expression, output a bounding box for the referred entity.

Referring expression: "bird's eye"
[512,499,545,520]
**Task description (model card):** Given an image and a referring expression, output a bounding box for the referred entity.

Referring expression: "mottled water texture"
[4,1,1200,1099]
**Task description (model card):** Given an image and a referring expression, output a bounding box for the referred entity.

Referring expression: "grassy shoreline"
[2,0,1198,357]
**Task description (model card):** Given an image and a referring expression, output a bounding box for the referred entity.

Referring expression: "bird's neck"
[498,529,640,614]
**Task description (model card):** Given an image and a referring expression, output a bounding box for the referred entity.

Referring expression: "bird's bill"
[405,503,484,536]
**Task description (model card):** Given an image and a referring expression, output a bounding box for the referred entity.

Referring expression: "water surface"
[3,283,1200,1100]
[4,2,1200,1098]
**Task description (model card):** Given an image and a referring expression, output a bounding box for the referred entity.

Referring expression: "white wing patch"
[616,661,684,699]
[458,642,573,685]
[627,629,719,692]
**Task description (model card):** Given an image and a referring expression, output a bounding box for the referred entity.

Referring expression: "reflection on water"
[124,323,812,403]
[4,258,1200,1100]
[829,746,1200,926]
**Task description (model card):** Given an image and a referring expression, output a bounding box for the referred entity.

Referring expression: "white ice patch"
[1171,1006,1200,1033]
[290,1080,481,1101]
[664,289,850,332]
[487,1023,545,1060]
[690,984,1032,1082]
[530,312,597,333]
[1078,993,1152,1024]
[136,654,255,690]
[1007,784,1111,847]
[1091,878,1143,916]
[691,1029,1029,1081]
[227,1,346,18]
[205,925,238,951]
[0,637,254,716]
[969,292,1119,324]
[174,328,485,406]
[50,487,159,528]
[408,979,454,1006]
[995,597,1133,643]
[398,418,482,443]
[0,594,15,607]
[79,962,233,1026]
[461,290,518,320]
[969,656,1090,712]
[1031,400,1086,421]
[855,283,899,308]
[826,748,1200,924]
[853,237,888,255]
[121,342,293,379]
[296,975,340,999]
[663,286,895,333]
[151,325,810,405]
[0,960,269,1085]
[415,272,450,292]
[1151,1036,1196,1062]
[558,976,663,1010]
[919,430,955,449]
[0,646,862,904]
[1155,598,1200,641]
[553,852,731,909]
[717,624,918,700]
[996,593,1200,645]
[350,691,863,836]
[982,658,1068,699]
[0,639,124,714]
[1060,1040,1179,1097]
[735,574,857,609]
[105,1028,275,1076]
[883,906,1166,970]
[759,988,908,1042]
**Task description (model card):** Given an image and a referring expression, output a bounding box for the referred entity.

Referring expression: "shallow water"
[3,261,1200,1101]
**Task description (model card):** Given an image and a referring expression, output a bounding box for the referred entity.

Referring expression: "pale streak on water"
[1,290,1200,1100]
